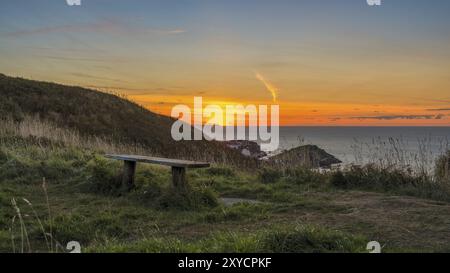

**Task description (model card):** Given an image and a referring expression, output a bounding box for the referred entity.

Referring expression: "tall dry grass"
[0,115,259,168]
[0,115,152,156]
[8,178,68,253]
[350,136,449,176]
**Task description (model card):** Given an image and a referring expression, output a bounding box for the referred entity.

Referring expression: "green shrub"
[50,214,91,245]
[206,167,235,177]
[261,226,366,253]
[86,157,122,195]
[329,164,450,202]
[157,186,218,210]
[284,168,324,185]
[330,171,348,188]
[331,165,422,190]
[258,168,282,184]
[88,232,261,253]
[87,225,366,253]
[50,212,129,245]
[38,158,75,180]
[191,187,219,208]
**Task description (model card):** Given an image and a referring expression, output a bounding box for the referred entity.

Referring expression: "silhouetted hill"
[268,145,342,168]
[0,73,254,166]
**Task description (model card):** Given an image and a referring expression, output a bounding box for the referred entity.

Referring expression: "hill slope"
[0,73,252,165]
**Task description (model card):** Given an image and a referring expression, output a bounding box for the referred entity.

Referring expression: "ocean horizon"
[277,126,450,168]
[218,126,450,169]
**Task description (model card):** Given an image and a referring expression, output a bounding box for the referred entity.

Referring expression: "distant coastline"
[220,126,450,171]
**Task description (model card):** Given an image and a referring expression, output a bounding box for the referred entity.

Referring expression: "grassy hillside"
[0,73,254,166]
[1,131,450,253]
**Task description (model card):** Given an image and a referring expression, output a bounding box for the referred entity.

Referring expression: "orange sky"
[128,93,449,126]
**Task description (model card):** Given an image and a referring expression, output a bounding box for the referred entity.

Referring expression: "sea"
[275,127,450,170]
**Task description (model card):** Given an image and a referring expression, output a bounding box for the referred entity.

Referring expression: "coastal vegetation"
[1,116,450,253]
[1,74,450,253]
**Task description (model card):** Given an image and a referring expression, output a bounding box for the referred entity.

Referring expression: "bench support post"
[122,160,136,191]
[172,166,187,189]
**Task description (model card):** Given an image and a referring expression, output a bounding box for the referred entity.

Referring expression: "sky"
[1,0,449,126]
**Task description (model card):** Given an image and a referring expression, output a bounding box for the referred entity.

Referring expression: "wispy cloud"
[255,72,279,103]
[6,19,186,37]
[351,114,445,120]
[426,108,450,111]
[36,55,120,63]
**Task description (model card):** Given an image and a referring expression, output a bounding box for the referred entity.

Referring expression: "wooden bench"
[105,154,210,191]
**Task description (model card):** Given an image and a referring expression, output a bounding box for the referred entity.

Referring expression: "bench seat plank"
[105,154,210,168]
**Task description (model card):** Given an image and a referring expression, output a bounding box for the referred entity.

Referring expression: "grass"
[86,225,367,253]
[1,118,450,253]
[435,151,450,184]
[330,164,450,202]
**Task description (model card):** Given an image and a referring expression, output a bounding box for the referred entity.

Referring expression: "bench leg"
[122,160,136,191]
[172,167,187,189]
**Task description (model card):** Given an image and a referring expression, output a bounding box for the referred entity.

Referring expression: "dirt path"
[178,191,450,251]
[287,191,450,251]
[220,197,261,206]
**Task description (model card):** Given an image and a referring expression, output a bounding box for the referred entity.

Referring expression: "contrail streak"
[255,72,278,103]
